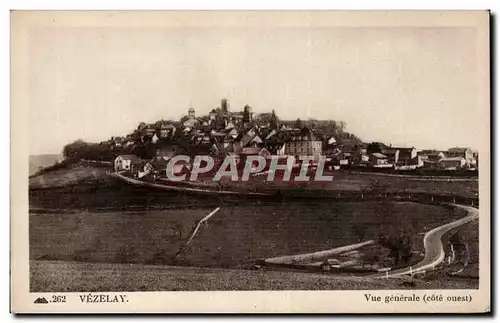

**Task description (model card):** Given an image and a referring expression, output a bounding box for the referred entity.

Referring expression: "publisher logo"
[34,297,49,304]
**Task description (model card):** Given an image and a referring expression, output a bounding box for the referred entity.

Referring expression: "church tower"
[188,107,195,119]
[221,98,229,114]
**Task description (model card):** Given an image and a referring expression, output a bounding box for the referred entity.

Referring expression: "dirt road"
[372,204,479,278]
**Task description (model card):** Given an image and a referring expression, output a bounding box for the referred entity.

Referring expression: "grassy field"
[442,219,479,277]
[30,201,466,269]
[458,220,480,277]
[29,165,108,189]
[30,260,479,292]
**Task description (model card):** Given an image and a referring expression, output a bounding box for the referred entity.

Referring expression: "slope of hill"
[29,165,109,189]
[29,154,63,175]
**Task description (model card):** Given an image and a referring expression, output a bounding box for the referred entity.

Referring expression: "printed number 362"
[52,295,66,303]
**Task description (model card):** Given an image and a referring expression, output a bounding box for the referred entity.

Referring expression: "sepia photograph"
[11,10,490,313]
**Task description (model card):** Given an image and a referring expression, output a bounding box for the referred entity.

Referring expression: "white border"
[4,0,498,321]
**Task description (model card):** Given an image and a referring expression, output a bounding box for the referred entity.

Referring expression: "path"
[264,240,375,265]
[111,172,272,196]
[371,204,479,278]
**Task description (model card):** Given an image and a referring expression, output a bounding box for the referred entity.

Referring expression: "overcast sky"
[28,25,479,155]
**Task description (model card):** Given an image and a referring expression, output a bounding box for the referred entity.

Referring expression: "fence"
[344,165,478,178]
[275,189,478,207]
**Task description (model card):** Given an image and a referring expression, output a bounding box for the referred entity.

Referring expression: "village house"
[374,145,417,167]
[394,147,417,166]
[192,130,212,145]
[157,122,176,139]
[247,135,263,148]
[239,127,257,147]
[350,144,368,165]
[332,140,361,166]
[210,130,226,141]
[265,129,278,141]
[419,150,445,161]
[369,153,392,168]
[142,124,156,136]
[418,150,445,169]
[284,127,323,160]
[241,147,271,158]
[182,107,204,128]
[114,154,141,172]
[446,147,474,166]
[263,138,286,155]
[221,135,236,152]
[381,148,399,165]
[439,157,466,170]
[226,127,239,138]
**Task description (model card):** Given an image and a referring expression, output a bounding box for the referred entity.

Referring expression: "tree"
[62,139,118,161]
[63,139,88,159]
[338,121,346,133]
[294,118,302,129]
[376,231,412,267]
[351,223,367,242]
[367,142,384,154]
[137,122,147,131]
[326,120,338,134]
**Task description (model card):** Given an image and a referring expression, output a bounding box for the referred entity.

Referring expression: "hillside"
[29,154,63,175]
[29,165,109,189]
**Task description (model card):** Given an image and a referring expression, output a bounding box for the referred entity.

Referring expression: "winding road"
[111,172,272,196]
[371,204,479,278]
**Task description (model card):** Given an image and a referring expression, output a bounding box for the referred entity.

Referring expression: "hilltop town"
[62,98,478,180]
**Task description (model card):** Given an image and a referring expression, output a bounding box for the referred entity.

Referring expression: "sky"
[27,25,479,155]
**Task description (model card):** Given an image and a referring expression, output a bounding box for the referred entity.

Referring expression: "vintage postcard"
[11,10,490,313]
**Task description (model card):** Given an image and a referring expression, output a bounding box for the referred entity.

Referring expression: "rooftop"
[371,152,387,159]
